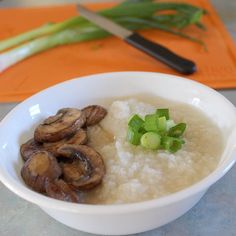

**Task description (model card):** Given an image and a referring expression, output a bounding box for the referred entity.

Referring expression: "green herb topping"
[126,108,186,153]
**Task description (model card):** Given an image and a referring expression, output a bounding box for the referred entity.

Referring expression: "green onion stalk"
[0,0,207,72]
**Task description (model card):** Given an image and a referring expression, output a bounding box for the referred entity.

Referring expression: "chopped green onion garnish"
[157,116,167,132]
[162,136,183,153]
[126,127,142,145]
[156,108,169,120]
[141,132,161,150]
[168,123,186,137]
[144,114,158,132]
[166,119,176,131]
[127,109,187,153]
[128,114,144,132]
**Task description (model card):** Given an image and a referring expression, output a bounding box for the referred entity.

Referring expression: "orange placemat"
[0,0,235,102]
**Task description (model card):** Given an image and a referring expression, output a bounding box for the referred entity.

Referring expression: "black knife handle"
[125,33,196,75]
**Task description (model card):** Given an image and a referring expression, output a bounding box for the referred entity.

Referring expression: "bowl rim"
[0,71,236,214]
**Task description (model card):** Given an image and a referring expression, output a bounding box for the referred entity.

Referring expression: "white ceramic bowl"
[0,72,236,235]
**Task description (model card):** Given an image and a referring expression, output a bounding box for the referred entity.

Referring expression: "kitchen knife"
[77,4,196,75]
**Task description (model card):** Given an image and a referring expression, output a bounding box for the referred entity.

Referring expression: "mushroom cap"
[43,128,88,157]
[58,144,105,190]
[34,108,86,143]
[21,151,62,193]
[45,179,80,203]
[20,139,43,162]
[21,129,88,163]
[82,105,107,127]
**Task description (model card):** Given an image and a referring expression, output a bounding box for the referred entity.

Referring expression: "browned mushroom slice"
[20,139,44,162]
[82,105,107,126]
[58,145,105,190]
[43,129,88,157]
[21,151,62,193]
[45,179,80,203]
[34,108,86,143]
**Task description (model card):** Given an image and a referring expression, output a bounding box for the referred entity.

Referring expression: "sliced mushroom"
[34,108,86,143]
[82,105,107,127]
[43,129,88,157]
[21,151,62,193]
[45,179,80,203]
[20,139,44,162]
[58,144,105,190]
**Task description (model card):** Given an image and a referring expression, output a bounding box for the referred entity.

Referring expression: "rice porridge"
[85,98,223,204]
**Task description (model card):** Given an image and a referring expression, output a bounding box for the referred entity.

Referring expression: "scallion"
[157,116,167,132]
[144,114,158,132]
[0,0,207,72]
[128,114,144,132]
[126,107,187,153]
[166,119,176,131]
[127,127,142,145]
[156,108,169,120]
[141,132,161,150]
[168,123,186,137]
[162,136,183,153]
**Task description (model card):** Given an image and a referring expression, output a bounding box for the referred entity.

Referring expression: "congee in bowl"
[20,96,223,204]
[86,98,223,204]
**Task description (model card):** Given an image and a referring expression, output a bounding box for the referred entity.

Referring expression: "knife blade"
[77,4,196,75]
